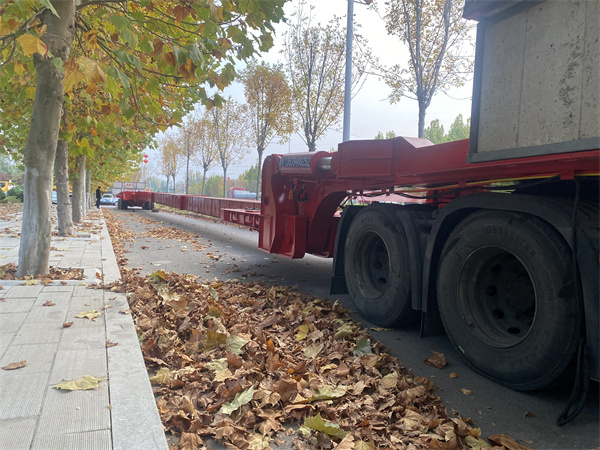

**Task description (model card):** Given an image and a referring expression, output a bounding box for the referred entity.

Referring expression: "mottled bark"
[55,140,74,236]
[71,154,86,223]
[85,168,91,216]
[17,1,77,276]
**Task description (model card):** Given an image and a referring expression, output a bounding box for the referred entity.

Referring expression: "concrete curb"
[99,215,168,450]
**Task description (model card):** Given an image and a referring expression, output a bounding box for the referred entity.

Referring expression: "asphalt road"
[107,206,599,450]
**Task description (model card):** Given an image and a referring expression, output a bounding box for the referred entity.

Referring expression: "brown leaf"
[43,301,55,307]
[488,434,532,450]
[62,322,74,328]
[106,340,118,348]
[2,360,26,370]
[424,350,448,369]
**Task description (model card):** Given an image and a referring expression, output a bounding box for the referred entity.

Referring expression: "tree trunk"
[85,168,91,216]
[55,140,74,236]
[17,1,77,277]
[222,167,228,198]
[72,154,86,223]
[417,100,427,138]
[255,148,264,197]
[201,169,207,195]
[166,177,170,193]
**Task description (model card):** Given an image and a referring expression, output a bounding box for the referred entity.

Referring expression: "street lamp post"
[342,0,354,143]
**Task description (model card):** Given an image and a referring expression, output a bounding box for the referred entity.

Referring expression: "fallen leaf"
[225,335,249,355]
[149,367,171,385]
[295,324,309,341]
[424,350,448,369]
[53,375,104,391]
[106,340,118,348]
[2,360,26,370]
[62,321,74,328]
[353,337,371,356]
[75,310,101,321]
[302,413,347,439]
[450,372,459,378]
[119,309,131,315]
[487,434,532,450]
[43,300,55,306]
[461,389,472,395]
[221,387,254,415]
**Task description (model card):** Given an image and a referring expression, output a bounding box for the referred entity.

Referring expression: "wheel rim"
[458,246,536,348]
[354,231,390,299]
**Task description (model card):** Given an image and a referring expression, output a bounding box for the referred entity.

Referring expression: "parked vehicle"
[116,0,598,416]
[100,193,117,205]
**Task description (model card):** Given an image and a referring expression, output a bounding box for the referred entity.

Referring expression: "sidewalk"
[0,207,168,450]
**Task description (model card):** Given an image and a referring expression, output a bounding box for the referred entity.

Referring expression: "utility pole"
[342,0,354,143]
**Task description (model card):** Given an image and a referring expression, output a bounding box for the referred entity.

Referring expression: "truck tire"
[344,206,417,327]
[437,210,581,391]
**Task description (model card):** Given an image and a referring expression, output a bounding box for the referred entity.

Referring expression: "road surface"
[107,206,599,450]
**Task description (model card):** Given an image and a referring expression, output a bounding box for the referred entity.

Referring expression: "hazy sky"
[151,0,476,180]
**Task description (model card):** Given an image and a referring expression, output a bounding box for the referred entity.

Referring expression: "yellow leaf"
[53,375,104,391]
[16,34,48,57]
[63,66,85,92]
[14,62,26,77]
[461,388,472,395]
[75,310,101,321]
[295,324,309,341]
[79,57,106,83]
[149,367,171,385]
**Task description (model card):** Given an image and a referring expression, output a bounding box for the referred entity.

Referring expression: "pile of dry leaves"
[0,262,84,281]
[0,202,23,221]
[103,208,530,450]
[103,268,520,450]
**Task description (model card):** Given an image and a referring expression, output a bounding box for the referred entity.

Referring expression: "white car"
[100,193,117,205]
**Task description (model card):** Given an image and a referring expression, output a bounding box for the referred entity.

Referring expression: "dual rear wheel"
[344,206,581,390]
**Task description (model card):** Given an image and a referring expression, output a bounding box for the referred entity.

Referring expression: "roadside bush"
[0,190,5,202]
[6,185,23,202]
[3,196,20,203]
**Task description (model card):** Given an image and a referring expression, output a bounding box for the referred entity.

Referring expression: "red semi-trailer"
[117,0,599,406]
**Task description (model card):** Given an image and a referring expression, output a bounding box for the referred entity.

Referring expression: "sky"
[148,0,476,181]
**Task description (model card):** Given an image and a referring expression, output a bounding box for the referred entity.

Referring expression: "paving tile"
[31,429,112,450]
[0,312,27,332]
[49,348,107,384]
[24,305,69,324]
[59,325,106,350]
[40,285,75,294]
[0,372,48,420]
[0,343,57,374]
[72,285,99,297]
[34,291,75,307]
[36,384,111,435]
[0,298,35,313]
[3,285,44,298]
[65,308,106,328]
[0,417,37,450]
[12,323,63,345]
[0,332,14,356]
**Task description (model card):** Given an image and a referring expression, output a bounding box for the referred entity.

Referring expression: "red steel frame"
[117,137,599,260]
[259,138,599,259]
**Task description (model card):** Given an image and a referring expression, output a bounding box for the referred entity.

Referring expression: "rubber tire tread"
[344,205,417,327]
[437,210,581,391]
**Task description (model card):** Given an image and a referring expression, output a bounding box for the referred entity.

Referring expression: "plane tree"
[0,0,285,276]
[242,60,293,194]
